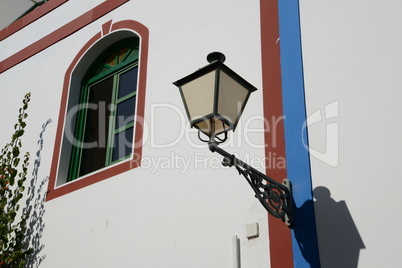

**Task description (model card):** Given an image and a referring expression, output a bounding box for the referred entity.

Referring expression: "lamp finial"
[207,52,226,63]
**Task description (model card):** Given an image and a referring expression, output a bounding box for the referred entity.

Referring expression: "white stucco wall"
[300,0,402,267]
[0,0,270,267]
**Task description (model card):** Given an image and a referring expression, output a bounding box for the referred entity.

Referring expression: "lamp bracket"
[198,130,228,144]
[209,141,293,227]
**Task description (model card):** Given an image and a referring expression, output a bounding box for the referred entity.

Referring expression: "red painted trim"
[0,0,68,41]
[260,0,294,267]
[47,32,102,194]
[46,19,149,201]
[0,0,129,74]
[102,20,113,36]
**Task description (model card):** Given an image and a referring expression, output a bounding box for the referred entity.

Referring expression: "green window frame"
[68,37,140,181]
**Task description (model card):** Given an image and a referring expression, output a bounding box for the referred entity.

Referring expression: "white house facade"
[0,0,401,267]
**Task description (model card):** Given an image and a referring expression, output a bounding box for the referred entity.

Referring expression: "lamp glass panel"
[217,70,250,127]
[213,118,230,134]
[180,70,216,123]
[195,118,230,136]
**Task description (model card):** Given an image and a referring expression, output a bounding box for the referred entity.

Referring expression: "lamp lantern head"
[173,52,257,142]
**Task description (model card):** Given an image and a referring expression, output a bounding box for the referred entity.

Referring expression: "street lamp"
[173,52,293,227]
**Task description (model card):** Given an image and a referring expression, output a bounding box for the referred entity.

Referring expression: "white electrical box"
[246,222,259,239]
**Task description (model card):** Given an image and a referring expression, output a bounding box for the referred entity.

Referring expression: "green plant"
[0,93,33,267]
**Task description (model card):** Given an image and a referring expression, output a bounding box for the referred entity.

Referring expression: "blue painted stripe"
[277,0,321,267]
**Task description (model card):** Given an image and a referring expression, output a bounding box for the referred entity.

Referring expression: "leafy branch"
[0,93,33,267]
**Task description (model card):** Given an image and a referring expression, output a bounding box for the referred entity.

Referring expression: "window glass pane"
[118,67,138,99]
[115,96,136,130]
[112,127,134,162]
[105,52,117,66]
[79,77,113,176]
[118,47,130,63]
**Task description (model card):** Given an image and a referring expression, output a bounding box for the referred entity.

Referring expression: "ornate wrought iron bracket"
[208,141,293,227]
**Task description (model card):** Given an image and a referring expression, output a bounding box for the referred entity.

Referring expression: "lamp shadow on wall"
[294,186,365,268]
[23,119,52,267]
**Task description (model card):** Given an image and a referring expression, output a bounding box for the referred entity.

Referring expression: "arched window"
[47,20,149,201]
[67,37,140,181]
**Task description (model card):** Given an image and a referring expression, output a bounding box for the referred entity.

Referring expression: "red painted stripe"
[0,0,68,41]
[0,0,129,74]
[260,0,294,267]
